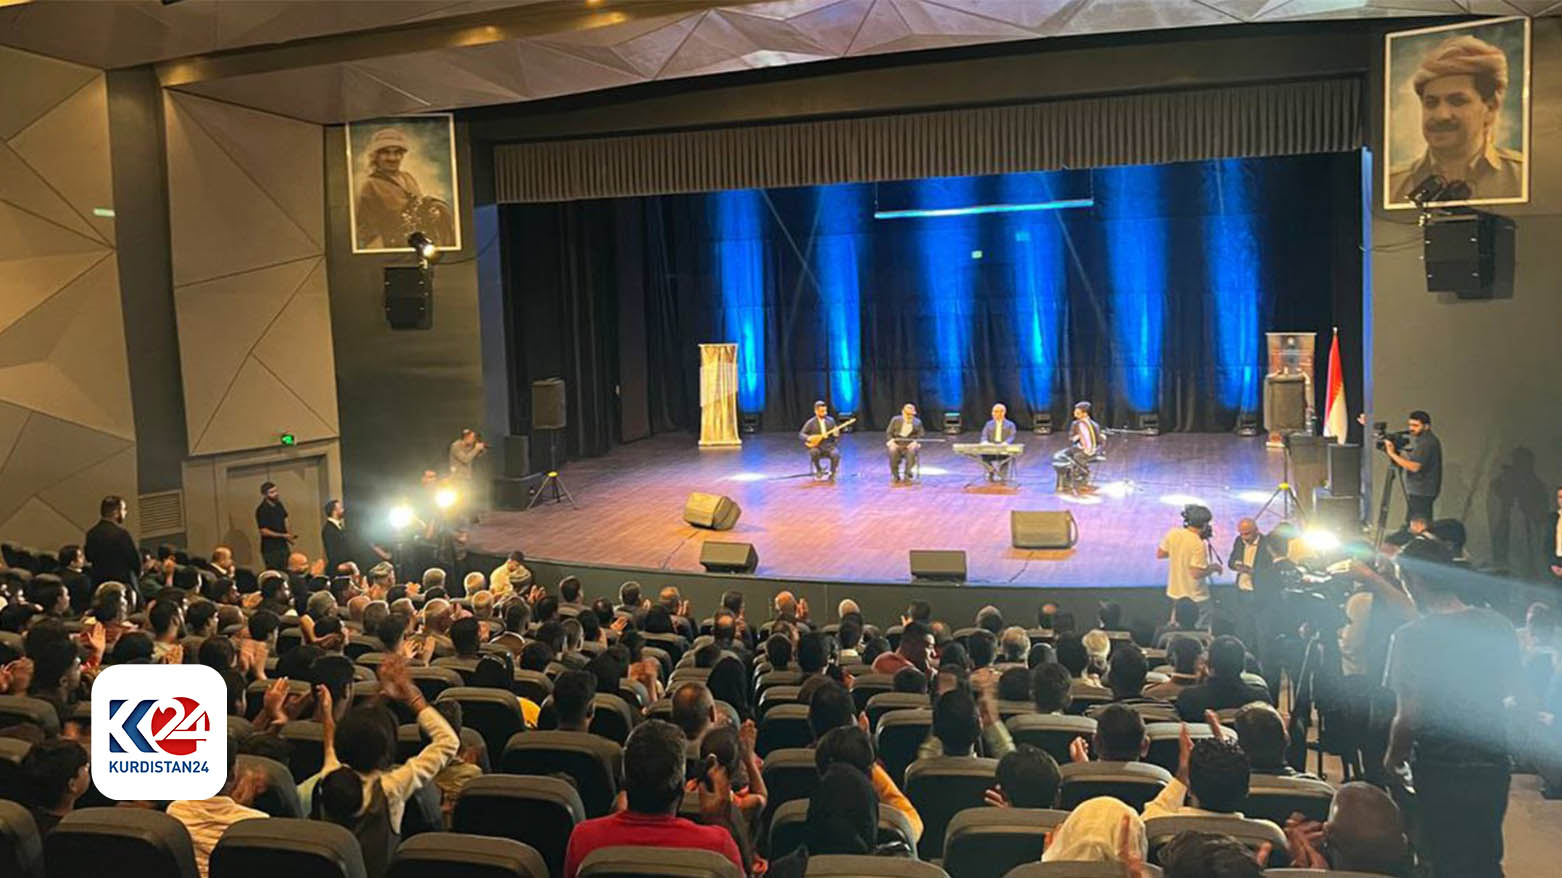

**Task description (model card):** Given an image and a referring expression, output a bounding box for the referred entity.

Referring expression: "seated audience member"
[431,700,483,821]
[461,571,486,595]
[552,669,596,732]
[1026,642,1056,669]
[706,656,753,723]
[766,763,882,878]
[807,682,923,840]
[692,723,768,856]
[671,681,718,751]
[472,654,541,728]
[892,666,929,695]
[27,626,84,727]
[1232,702,1311,777]
[470,589,496,626]
[167,738,268,878]
[1041,796,1147,863]
[109,630,156,665]
[837,618,863,664]
[1174,636,1270,721]
[1157,830,1264,878]
[967,629,1000,691]
[1143,635,1203,701]
[147,599,184,662]
[998,666,1032,703]
[1144,726,1279,835]
[860,635,890,667]
[1104,643,1164,706]
[1030,661,1074,715]
[185,600,218,640]
[796,631,831,679]
[1155,598,1207,649]
[450,616,482,659]
[764,633,794,672]
[1081,630,1111,686]
[985,743,1061,808]
[999,626,1030,664]
[1097,601,1126,633]
[1284,781,1411,876]
[562,720,743,878]
[20,737,90,834]
[976,605,1005,634]
[518,640,553,674]
[1090,704,1151,764]
[874,620,934,675]
[1056,634,1111,699]
[917,688,1014,760]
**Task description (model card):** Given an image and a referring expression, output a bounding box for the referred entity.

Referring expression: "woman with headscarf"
[1040,796,1147,864]
[766,763,881,878]
[706,655,752,723]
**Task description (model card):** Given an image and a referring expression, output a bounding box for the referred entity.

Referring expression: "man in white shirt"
[1142,714,1281,842]
[489,550,532,599]
[167,744,269,878]
[1157,504,1221,627]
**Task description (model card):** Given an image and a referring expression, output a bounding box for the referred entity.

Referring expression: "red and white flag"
[1323,327,1347,444]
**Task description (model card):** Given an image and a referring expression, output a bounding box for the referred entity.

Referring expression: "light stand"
[1254,436,1305,524]
[526,428,577,510]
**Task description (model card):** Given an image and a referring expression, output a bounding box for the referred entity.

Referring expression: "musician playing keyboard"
[799,399,841,481]
[979,402,1019,482]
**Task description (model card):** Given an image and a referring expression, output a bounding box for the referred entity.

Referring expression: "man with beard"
[354,127,456,249]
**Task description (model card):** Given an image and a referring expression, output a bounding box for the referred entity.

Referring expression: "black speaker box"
[1326,443,1362,498]
[1312,488,1361,535]
[1011,510,1078,549]
[1263,374,1307,434]
[909,549,966,583]
[532,378,567,430]
[683,492,741,531]
[492,474,543,510]
[700,541,757,574]
[502,435,531,479]
[384,266,431,330]
[1285,433,1327,517]
[1423,212,1514,299]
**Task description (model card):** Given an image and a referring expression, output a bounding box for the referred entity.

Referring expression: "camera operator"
[1380,409,1442,524]
[1157,504,1222,627]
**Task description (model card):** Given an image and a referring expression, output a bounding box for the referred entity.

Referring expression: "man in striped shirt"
[166,737,268,878]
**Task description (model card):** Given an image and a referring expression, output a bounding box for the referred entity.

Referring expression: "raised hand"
[983,784,1011,808]
[1069,735,1091,764]
[697,756,732,820]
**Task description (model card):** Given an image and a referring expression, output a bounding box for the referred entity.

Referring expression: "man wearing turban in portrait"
[1389,34,1524,204]
[355,127,457,250]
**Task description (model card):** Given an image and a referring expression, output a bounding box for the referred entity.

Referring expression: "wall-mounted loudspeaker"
[1011,510,1078,549]
[1423,212,1513,299]
[683,492,741,531]
[909,549,966,583]
[531,378,567,430]
[384,266,431,330]
[700,541,757,574]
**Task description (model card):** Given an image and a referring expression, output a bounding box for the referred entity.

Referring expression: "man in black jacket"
[321,499,352,574]
[884,403,925,483]
[1174,635,1271,722]
[83,496,138,587]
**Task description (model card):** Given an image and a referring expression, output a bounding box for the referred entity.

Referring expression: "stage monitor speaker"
[1285,434,1327,517]
[492,474,542,510]
[502,435,531,478]
[909,549,966,583]
[1326,443,1362,498]
[684,492,741,531]
[1011,510,1078,549]
[1311,488,1361,535]
[532,378,567,430]
[1263,374,1307,433]
[1424,212,1514,298]
[384,266,431,330]
[700,541,757,574]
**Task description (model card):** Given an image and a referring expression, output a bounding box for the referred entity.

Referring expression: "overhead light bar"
[873,198,1094,220]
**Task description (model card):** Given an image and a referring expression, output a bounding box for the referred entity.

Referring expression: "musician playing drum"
[979,402,1018,482]
[1053,400,1104,493]
[799,400,842,481]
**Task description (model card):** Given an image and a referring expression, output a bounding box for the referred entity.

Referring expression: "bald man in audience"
[424,599,455,655]
[1285,781,1412,875]
[346,595,371,626]
[838,598,860,620]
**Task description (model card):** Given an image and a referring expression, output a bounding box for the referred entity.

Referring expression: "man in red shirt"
[563,719,743,878]
[872,619,935,675]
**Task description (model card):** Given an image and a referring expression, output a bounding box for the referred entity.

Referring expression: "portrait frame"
[1382,16,1530,211]
[346,113,463,253]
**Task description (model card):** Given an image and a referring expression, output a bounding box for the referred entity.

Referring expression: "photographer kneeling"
[1380,410,1442,525]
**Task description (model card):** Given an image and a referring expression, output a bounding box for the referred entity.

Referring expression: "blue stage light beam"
[1001,172,1065,411]
[914,176,978,409]
[1207,158,1261,410]
[1101,165,1165,413]
[874,198,1093,219]
[714,189,766,412]
[814,184,863,413]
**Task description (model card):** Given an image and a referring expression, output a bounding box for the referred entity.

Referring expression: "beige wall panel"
[0,498,84,552]
[0,141,102,242]
[39,444,138,534]
[0,198,107,261]
[0,412,131,530]
[8,76,115,245]
[193,357,335,456]
[0,250,108,333]
[0,47,96,140]
[249,259,339,433]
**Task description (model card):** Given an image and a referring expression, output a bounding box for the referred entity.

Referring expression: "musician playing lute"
[799,400,843,481]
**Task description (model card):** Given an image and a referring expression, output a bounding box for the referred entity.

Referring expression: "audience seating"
[647,699,739,727]
[435,656,483,684]
[387,833,547,878]
[942,807,1068,878]
[587,693,637,744]
[641,647,673,680]
[801,855,948,877]
[766,800,917,861]
[45,807,197,878]
[668,667,711,688]
[1143,815,1287,866]
[500,730,621,818]
[615,680,648,710]
[1057,761,1172,810]
[1243,774,1336,824]
[351,649,388,672]
[1144,722,1232,774]
[237,753,305,818]
[245,679,309,720]
[0,799,43,878]
[644,634,687,663]
[1005,715,1096,767]
[407,666,465,703]
[452,775,584,878]
[865,692,929,730]
[1263,872,1389,877]
[0,695,60,737]
[512,671,553,705]
[279,720,327,782]
[1085,702,1176,724]
[1063,692,1113,716]
[755,685,801,719]
[348,681,381,711]
[575,845,742,878]
[209,817,366,878]
[754,669,804,698]
[904,756,999,859]
[1004,863,1162,877]
[756,703,813,756]
[875,709,933,787]
[849,675,894,714]
[0,737,32,798]
[397,724,491,774]
[758,747,819,821]
[438,687,528,759]
[993,700,1037,721]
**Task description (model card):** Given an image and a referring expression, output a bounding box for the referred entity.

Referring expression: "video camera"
[1372,421,1411,451]
[1180,504,1214,540]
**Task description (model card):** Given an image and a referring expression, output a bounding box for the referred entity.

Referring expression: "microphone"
[1407,174,1447,206]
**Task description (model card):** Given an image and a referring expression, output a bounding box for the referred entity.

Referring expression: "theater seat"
[279,720,327,782]
[668,667,710,688]
[387,833,547,878]
[452,775,584,878]
[1143,815,1286,866]
[942,807,1068,878]
[237,753,304,818]
[758,748,818,822]
[246,680,308,720]
[801,855,948,877]
[500,730,622,818]
[755,685,801,719]
[755,703,813,756]
[438,687,527,759]
[1005,714,1096,767]
[576,845,743,878]
[1057,761,1171,810]
[512,671,553,705]
[588,693,637,744]
[397,724,490,774]
[1144,722,1233,775]
[0,695,60,737]
[848,675,893,714]
[903,756,998,859]
[865,693,928,731]
[766,800,916,861]
[1263,872,1390,877]
[1242,774,1335,824]
[874,709,932,787]
[1003,863,1163,877]
[0,799,43,878]
[0,736,33,799]
[45,807,197,878]
[209,817,365,878]
[754,669,804,698]
[407,666,465,704]
[434,657,482,685]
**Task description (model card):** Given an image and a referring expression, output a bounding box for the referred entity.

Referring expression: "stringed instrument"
[804,417,857,448]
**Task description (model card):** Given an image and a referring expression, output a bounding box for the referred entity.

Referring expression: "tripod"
[526,429,577,510]
[1371,460,1408,551]
[1255,437,1305,524]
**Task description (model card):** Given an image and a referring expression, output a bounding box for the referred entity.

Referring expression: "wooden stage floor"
[469,431,1288,589]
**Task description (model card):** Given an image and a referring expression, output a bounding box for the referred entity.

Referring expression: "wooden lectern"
[699,343,742,448]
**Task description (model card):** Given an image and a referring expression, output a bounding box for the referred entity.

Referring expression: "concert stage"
[469,431,1286,590]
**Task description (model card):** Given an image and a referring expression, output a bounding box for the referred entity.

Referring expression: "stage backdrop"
[502,152,1361,459]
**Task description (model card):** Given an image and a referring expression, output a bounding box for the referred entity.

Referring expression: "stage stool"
[754,703,813,757]
[802,855,946,878]
[501,730,622,818]
[0,695,60,737]
[576,846,742,878]
[866,692,932,732]
[387,833,547,878]
[1005,714,1097,768]
[1145,722,1233,775]
[210,817,365,878]
[588,693,638,744]
[757,748,819,828]
[755,685,802,719]
[1242,774,1336,824]
[407,666,466,704]
[903,756,998,860]
[0,799,43,878]
[438,688,527,760]
[1057,761,1172,810]
[1144,816,1286,867]
[237,753,304,818]
[434,656,482,685]
[943,808,1069,878]
[849,675,894,714]
[512,670,553,705]
[45,807,197,878]
[874,709,933,788]
[452,775,584,878]
[766,802,918,861]
[1004,864,1162,877]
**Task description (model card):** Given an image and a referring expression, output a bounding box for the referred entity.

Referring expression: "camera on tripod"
[1181,504,1214,540]
[1372,421,1411,450]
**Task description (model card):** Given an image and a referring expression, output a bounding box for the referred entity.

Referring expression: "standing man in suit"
[799,400,841,481]
[979,402,1018,482]
[321,499,352,575]
[255,481,295,572]
[1228,517,1281,697]
[84,495,139,587]
[885,403,925,483]
[1550,485,1562,584]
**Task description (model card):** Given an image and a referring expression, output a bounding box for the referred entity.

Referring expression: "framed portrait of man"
[346,113,462,253]
[1383,17,1530,210]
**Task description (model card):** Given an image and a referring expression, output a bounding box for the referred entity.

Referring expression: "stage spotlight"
[838,412,856,432]
[434,488,457,510]
[1032,412,1052,434]
[942,411,963,435]
[407,232,441,264]
[1096,480,1133,499]
[387,505,414,529]
[1159,493,1206,507]
[1136,412,1161,435]
[1302,527,1341,553]
[917,465,950,477]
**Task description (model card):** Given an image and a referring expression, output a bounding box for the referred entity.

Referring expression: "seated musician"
[1052,401,1104,493]
[885,403,924,483]
[798,399,841,481]
[979,402,1018,482]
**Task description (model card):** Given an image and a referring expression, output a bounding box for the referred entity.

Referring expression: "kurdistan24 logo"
[106,696,209,755]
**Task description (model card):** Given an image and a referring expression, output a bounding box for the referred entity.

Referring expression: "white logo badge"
[90,664,227,801]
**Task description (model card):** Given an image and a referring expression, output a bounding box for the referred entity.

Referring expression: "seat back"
[434,657,482,685]
[237,754,304,817]
[1057,761,1171,810]
[903,756,998,859]
[1242,774,1335,824]
[576,845,742,878]
[246,680,309,719]
[387,832,547,878]
[756,703,813,756]
[407,666,465,704]
[209,817,366,878]
[45,807,197,878]
[0,799,43,878]
[438,688,527,759]
[1085,702,1177,724]
[756,685,801,719]
[754,669,803,698]
[588,693,637,744]
[848,675,893,714]
[452,775,584,878]
[500,730,622,818]
[1143,815,1286,866]
[1003,863,1162,877]
[801,855,949,878]
[942,808,1067,878]
[1144,723,1229,774]
[758,748,818,825]
[0,695,61,737]
[667,667,710,688]
[874,709,932,788]
[864,693,928,731]
[511,671,554,705]
[1004,714,1096,767]
[0,736,33,800]
[279,720,327,783]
